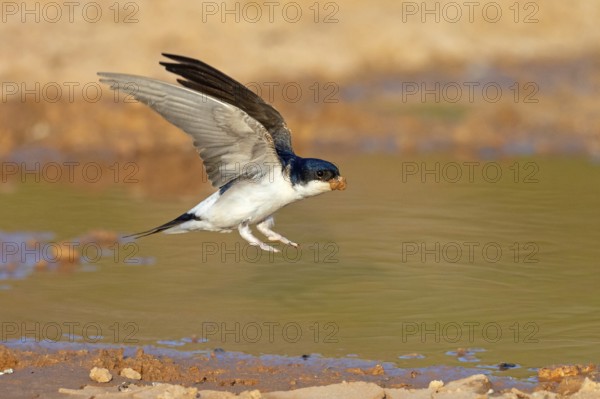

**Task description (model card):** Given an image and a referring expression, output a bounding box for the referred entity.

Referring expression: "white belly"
[196,172,300,229]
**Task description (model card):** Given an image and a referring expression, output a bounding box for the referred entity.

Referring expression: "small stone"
[428,380,444,390]
[441,374,491,394]
[89,366,112,383]
[120,367,142,380]
[538,364,596,382]
[499,362,517,370]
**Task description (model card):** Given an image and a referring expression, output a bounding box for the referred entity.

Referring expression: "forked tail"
[123,213,200,239]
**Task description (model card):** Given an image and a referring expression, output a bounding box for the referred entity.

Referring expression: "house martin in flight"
[98,54,346,252]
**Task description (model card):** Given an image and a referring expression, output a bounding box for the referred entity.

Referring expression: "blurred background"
[1,0,600,379]
[1,0,599,167]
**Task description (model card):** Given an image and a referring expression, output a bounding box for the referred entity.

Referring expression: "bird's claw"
[252,242,279,253]
[267,236,299,248]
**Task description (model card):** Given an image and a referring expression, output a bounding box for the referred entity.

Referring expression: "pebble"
[120,367,142,380]
[441,374,491,394]
[89,367,113,383]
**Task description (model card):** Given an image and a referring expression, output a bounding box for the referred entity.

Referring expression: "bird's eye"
[316,170,324,178]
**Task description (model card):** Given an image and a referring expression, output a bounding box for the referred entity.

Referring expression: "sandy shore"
[0,344,598,399]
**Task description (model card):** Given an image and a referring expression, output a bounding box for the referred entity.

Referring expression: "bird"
[98,53,346,252]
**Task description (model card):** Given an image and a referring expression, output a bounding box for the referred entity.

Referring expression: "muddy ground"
[0,344,597,398]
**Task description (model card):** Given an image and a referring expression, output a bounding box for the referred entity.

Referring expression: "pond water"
[1,154,599,379]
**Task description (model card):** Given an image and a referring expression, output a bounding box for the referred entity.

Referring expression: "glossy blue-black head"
[291,157,347,193]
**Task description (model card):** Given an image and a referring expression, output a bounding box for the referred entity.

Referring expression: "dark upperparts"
[289,157,341,186]
[159,53,294,157]
[217,155,341,193]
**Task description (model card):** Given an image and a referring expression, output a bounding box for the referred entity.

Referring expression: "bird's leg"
[238,222,279,253]
[257,216,299,248]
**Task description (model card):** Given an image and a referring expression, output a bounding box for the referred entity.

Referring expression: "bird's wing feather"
[159,53,294,157]
[98,73,281,188]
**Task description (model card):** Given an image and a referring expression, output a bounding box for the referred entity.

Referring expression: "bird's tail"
[124,213,201,239]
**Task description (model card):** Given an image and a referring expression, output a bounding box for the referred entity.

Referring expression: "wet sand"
[0,344,598,398]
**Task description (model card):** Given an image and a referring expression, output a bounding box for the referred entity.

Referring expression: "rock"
[498,363,517,371]
[262,381,385,399]
[440,374,491,394]
[571,378,600,399]
[383,375,492,399]
[538,365,596,382]
[89,367,112,383]
[120,367,141,380]
[578,377,600,392]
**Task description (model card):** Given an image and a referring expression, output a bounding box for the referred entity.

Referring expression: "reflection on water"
[0,229,153,282]
[1,154,599,378]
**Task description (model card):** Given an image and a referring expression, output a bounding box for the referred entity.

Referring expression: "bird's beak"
[329,176,347,191]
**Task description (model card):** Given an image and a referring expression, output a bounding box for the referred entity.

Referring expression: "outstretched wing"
[159,53,294,157]
[98,73,281,188]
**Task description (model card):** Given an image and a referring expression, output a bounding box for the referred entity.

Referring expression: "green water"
[1,154,599,378]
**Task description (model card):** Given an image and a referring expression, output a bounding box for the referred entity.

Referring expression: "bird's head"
[291,158,347,197]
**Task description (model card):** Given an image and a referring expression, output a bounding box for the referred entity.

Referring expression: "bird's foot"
[251,241,280,253]
[257,217,299,248]
[267,235,299,248]
[239,222,280,253]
